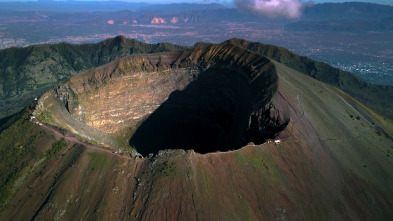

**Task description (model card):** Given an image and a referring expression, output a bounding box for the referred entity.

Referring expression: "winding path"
[33,119,132,159]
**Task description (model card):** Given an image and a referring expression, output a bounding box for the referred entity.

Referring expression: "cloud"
[234,0,308,18]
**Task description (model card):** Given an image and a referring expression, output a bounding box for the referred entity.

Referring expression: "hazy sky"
[0,0,391,6]
[0,0,391,4]
[310,0,392,4]
[130,0,392,4]
[107,0,393,6]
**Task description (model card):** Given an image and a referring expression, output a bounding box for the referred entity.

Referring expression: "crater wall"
[35,43,284,154]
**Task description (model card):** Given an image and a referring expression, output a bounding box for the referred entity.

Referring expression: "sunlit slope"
[0,55,392,220]
[272,60,393,216]
[226,38,393,121]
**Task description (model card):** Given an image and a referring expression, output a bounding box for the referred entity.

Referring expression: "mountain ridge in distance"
[1,36,392,123]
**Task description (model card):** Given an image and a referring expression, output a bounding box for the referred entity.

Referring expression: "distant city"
[1,1,393,85]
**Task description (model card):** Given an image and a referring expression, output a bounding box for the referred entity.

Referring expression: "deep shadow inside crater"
[130,66,287,156]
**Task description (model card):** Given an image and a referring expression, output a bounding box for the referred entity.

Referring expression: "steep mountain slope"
[225,38,393,121]
[0,36,187,118]
[0,43,392,220]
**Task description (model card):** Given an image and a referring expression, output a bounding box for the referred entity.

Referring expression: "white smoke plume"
[234,0,306,18]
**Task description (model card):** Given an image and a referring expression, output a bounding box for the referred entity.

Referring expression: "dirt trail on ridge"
[33,119,131,159]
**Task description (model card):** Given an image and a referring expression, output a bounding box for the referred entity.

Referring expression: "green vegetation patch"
[238,150,285,185]
[111,126,137,152]
[0,107,56,210]
[156,160,176,177]
[236,195,252,220]
[236,151,247,165]
[196,162,211,195]
[0,104,32,133]
[45,138,67,159]
[36,108,54,124]
[53,144,85,181]
[87,152,110,171]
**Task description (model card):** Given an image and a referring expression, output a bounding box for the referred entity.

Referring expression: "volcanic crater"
[34,43,289,156]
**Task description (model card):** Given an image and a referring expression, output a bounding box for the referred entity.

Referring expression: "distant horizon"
[0,0,392,6]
